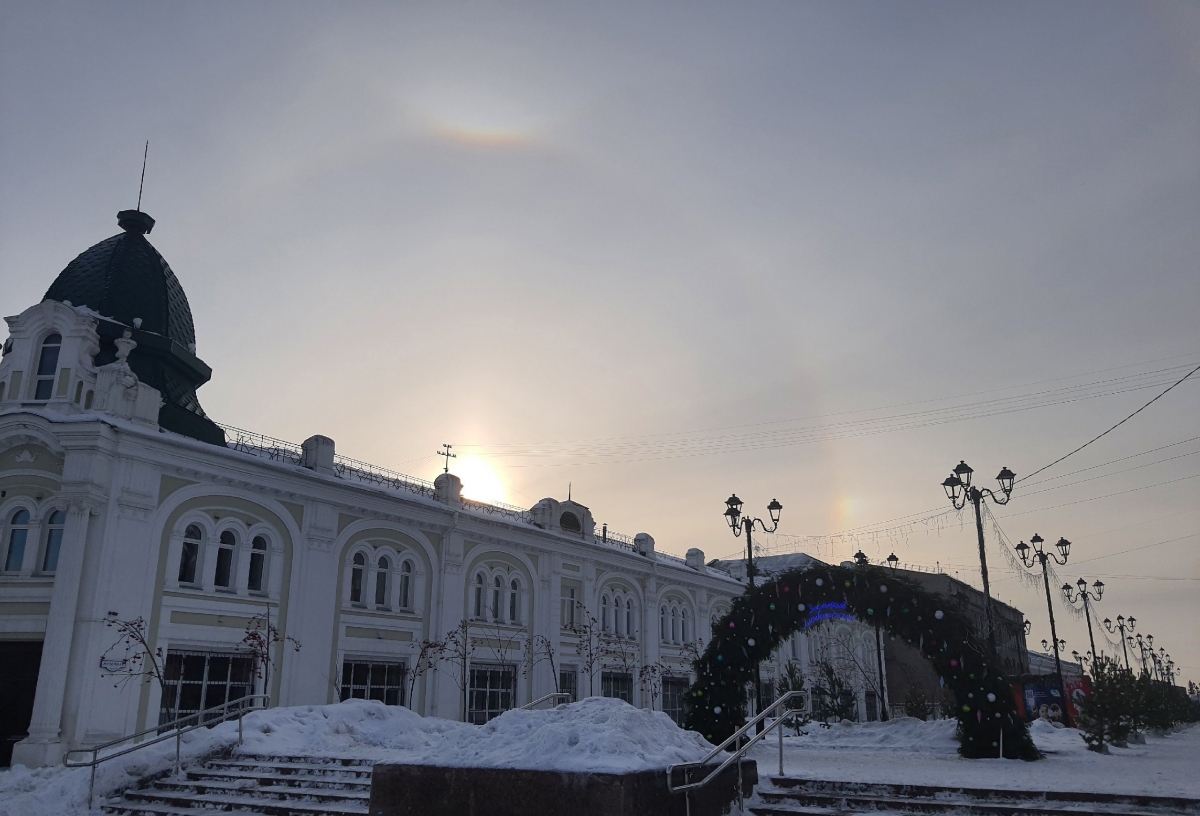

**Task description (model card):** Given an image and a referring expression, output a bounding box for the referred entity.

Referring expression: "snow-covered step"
[752,777,1200,816]
[101,753,373,816]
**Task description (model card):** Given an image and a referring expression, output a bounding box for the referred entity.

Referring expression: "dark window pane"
[42,527,63,572]
[353,663,369,685]
[36,342,60,376]
[182,655,207,682]
[214,547,233,588]
[248,553,265,592]
[178,541,198,584]
[5,528,27,571]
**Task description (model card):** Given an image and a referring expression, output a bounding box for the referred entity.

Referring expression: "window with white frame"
[4,509,31,572]
[491,576,502,621]
[350,552,367,604]
[399,560,413,611]
[473,573,486,620]
[601,594,611,633]
[178,524,202,585]
[681,608,691,643]
[671,608,679,644]
[626,599,636,640]
[660,606,668,642]
[561,586,577,629]
[248,535,268,593]
[214,530,236,589]
[375,556,391,608]
[41,509,65,573]
[508,578,520,623]
[32,333,61,401]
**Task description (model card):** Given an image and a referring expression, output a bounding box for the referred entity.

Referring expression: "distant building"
[883,566,1030,717]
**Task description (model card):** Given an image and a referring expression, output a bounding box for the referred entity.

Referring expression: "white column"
[12,500,93,767]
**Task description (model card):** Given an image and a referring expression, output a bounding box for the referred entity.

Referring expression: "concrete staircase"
[101,754,372,815]
[750,777,1200,816]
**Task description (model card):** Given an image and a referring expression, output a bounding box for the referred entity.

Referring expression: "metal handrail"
[666,690,804,805]
[64,693,269,808]
[519,692,573,710]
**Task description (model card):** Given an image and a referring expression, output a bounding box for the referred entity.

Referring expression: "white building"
[0,209,881,768]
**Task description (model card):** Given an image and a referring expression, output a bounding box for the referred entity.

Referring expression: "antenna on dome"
[568,482,571,501]
[137,140,149,212]
[438,443,456,474]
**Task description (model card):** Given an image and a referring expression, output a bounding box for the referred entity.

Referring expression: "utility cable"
[1016,362,1200,485]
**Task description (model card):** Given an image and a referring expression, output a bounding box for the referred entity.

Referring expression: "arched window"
[682,608,690,643]
[351,552,367,604]
[613,594,623,636]
[399,560,413,611]
[33,333,61,400]
[601,594,611,633]
[626,599,635,640]
[42,510,66,572]
[473,573,485,619]
[73,381,83,404]
[4,509,31,572]
[509,578,520,623]
[375,556,391,608]
[559,512,581,533]
[660,605,668,642]
[492,576,502,621]
[248,535,267,593]
[215,530,236,588]
[671,608,679,644]
[178,524,202,584]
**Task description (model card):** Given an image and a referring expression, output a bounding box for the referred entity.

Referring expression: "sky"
[1,1,1198,683]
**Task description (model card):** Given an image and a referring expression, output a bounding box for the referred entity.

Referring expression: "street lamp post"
[724,494,782,733]
[941,462,1015,656]
[1015,533,1073,726]
[853,549,899,722]
[1063,578,1104,661]
[1132,634,1151,677]
[1103,615,1136,670]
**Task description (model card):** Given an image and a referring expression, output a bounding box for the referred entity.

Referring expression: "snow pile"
[0,698,714,816]
[1026,718,1091,755]
[781,716,959,753]
[0,719,241,816]
[236,696,713,773]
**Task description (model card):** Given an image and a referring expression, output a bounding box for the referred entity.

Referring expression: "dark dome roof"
[44,210,196,348]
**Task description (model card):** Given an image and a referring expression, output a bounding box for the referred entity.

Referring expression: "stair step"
[205,759,374,776]
[104,805,362,816]
[108,789,368,816]
[230,754,376,767]
[766,778,1200,813]
[186,768,371,790]
[755,791,1179,816]
[146,780,370,802]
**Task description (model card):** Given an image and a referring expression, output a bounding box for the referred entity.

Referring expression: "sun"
[455,456,508,505]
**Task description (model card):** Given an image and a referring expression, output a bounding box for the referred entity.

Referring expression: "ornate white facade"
[0,210,881,768]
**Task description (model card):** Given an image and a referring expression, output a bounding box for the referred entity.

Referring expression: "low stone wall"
[368,760,757,816]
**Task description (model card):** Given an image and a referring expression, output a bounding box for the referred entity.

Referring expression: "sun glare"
[456,456,508,505]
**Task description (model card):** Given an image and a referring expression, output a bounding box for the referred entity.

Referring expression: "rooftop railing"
[214,423,709,571]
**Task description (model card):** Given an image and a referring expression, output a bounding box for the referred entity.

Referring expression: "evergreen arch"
[685,563,1039,760]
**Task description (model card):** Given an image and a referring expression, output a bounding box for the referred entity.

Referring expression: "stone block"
[368,760,756,816]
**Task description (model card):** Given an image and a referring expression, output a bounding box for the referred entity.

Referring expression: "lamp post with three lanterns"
[1062,578,1104,662]
[941,461,1016,656]
[723,494,782,733]
[1103,615,1135,670]
[1015,533,1072,726]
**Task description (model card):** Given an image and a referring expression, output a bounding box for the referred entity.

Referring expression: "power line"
[1018,436,1200,489]
[1016,362,1200,484]
[1069,533,1198,566]
[994,472,1200,518]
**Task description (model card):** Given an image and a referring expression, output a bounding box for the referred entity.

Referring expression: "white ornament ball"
[934,610,944,620]
[713,706,722,715]
[879,584,887,593]
[816,579,824,586]
[747,638,756,647]
[987,693,996,703]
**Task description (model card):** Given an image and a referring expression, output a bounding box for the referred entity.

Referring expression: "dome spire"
[117,141,155,235]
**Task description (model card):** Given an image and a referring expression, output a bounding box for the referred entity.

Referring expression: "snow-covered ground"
[0,698,713,816]
[747,717,1200,799]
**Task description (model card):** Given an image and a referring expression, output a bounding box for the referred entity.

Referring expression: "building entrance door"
[0,641,43,766]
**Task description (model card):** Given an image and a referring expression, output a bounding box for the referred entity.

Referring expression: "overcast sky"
[2,1,1198,681]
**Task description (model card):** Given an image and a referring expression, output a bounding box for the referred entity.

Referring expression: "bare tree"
[240,611,301,700]
[568,601,603,696]
[406,637,446,712]
[826,631,886,710]
[99,614,167,693]
[523,634,559,693]
[638,660,667,707]
[441,619,476,721]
